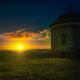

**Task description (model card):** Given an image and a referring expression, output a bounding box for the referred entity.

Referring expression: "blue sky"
[0,0,80,33]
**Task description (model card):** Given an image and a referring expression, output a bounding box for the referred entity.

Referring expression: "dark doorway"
[61,51,65,58]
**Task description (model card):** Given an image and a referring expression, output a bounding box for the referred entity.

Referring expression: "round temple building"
[49,6,80,58]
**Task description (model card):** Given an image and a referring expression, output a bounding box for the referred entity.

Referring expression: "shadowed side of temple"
[49,6,80,58]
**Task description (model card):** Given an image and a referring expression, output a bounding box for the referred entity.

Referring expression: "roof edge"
[49,19,80,28]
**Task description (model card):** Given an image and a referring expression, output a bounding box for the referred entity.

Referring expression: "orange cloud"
[0,29,50,40]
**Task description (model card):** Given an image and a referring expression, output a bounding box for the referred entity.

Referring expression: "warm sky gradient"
[0,29,50,50]
[0,0,80,50]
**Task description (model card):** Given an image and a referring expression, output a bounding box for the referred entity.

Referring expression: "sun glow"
[1,39,50,50]
[4,41,29,51]
[17,46,24,51]
[14,43,26,51]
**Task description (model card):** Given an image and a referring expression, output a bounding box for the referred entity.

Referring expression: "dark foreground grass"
[0,50,80,80]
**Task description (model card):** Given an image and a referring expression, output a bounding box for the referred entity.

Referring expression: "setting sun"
[3,41,29,51]
[17,46,24,51]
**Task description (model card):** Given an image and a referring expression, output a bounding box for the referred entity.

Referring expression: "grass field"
[0,49,80,80]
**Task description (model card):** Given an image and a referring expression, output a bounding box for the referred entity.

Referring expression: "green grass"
[0,50,80,80]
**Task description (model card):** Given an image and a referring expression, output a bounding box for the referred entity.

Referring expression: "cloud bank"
[0,29,50,40]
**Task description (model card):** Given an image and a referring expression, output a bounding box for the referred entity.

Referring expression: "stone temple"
[49,6,80,58]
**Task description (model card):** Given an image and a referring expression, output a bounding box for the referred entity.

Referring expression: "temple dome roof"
[49,6,80,27]
[57,11,80,20]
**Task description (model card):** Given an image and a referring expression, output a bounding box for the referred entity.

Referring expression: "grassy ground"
[0,50,80,80]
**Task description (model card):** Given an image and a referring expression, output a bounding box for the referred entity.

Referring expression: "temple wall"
[51,28,58,52]
[75,26,80,49]
[50,22,80,57]
[54,29,58,50]
[75,26,80,57]
[67,26,75,48]
[51,30,54,51]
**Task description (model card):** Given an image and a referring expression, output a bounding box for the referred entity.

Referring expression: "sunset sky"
[0,0,80,50]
